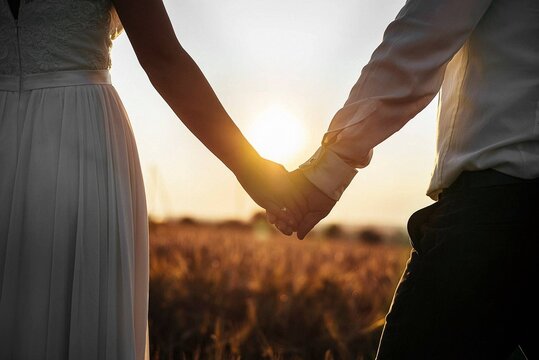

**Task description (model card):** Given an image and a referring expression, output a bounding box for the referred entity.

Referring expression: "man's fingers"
[297,212,322,240]
[289,192,309,218]
[288,170,310,214]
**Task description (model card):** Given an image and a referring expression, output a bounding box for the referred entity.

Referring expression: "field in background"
[148,218,410,360]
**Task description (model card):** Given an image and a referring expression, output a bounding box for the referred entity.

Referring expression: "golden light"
[246,106,306,164]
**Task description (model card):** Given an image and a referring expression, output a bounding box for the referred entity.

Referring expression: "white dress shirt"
[299,0,539,201]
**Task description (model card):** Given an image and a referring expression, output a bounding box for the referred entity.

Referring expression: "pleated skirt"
[0,70,149,360]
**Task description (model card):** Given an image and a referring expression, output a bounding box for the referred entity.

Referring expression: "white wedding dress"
[0,1,149,359]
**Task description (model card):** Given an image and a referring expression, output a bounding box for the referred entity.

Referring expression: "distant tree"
[250,211,276,235]
[323,224,345,239]
[216,219,251,231]
[250,211,268,225]
[356,227,384,244]
[387,228,410,245]
[175,216,198,226]
[148,218,160,232]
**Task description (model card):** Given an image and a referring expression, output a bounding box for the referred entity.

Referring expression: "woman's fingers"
[266,209,299,236]
[264,201,295,226]
[266,211,277,224]
[280,198,302,227]
[264,199,298,232]
[275,220,293,236]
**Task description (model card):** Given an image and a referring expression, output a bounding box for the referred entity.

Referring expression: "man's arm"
[300,0,494,202]
[269,0,494,238]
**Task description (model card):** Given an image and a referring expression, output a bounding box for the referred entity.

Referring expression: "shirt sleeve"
[299,0,494,201]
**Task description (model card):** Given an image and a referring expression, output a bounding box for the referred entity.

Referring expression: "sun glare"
[246,106,306,164]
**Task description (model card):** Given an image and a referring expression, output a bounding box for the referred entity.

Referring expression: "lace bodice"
[0,0,122,75]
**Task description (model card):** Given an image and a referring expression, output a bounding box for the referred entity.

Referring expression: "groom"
[268,0,539,358]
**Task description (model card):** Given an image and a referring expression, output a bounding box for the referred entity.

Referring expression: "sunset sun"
[246,106,306,164]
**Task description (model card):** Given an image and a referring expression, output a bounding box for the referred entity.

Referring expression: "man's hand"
[235,158,308,228]
[267,169,337,239]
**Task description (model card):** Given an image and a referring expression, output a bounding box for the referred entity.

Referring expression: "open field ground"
[148,220,410,360]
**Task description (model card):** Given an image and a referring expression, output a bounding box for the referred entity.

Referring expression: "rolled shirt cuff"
[299,147,358,201]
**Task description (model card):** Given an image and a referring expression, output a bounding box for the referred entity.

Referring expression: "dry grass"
[148,222,410,360]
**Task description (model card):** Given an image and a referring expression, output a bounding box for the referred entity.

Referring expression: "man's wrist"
[299,147,358,201]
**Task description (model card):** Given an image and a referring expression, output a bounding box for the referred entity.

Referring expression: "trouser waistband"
[440,169,539,199]
[0,69,111,92]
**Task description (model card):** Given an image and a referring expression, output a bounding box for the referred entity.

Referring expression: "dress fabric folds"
[0,1,149,359]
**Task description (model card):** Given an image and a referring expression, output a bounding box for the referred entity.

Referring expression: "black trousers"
[376,170,539,360]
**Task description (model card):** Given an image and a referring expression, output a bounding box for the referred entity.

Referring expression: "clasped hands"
[235,157,336,239]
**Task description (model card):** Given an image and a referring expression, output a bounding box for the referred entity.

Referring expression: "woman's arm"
[112,0,306,226]
[113,0,251,173]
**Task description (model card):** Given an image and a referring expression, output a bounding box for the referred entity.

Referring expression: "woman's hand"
[234,157,308,233]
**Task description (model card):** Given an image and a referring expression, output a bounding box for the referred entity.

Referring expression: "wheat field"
[148,220,410,360]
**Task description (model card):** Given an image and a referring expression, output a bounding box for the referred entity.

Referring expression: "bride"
[0,0,305,358]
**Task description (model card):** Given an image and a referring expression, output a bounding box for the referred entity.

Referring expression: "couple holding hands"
[1,0,537,358]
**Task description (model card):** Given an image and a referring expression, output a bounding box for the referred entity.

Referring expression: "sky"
[109,0,438,227]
